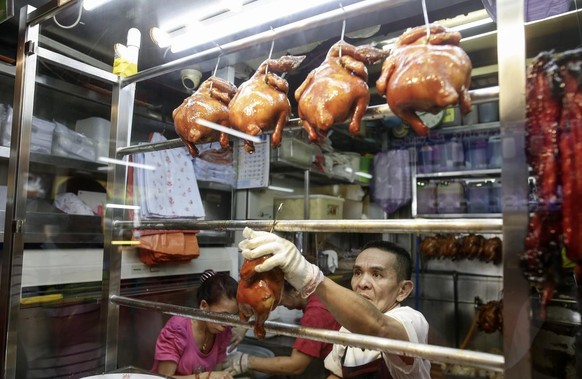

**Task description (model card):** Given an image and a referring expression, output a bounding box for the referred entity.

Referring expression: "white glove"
[239,227,324,297]
[223,351,249,376]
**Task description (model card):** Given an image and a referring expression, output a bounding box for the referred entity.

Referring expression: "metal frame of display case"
[0,0,530,378]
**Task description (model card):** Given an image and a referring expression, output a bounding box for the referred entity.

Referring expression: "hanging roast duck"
[376,24,473,136]
[172,76,237,157]
[295,41,387,143]
[229,55,305,153]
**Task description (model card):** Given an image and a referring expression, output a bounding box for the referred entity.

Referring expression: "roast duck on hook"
[295,41,387,143]
[172,76,238,157]
[376,24,473,136]
[229,55,305,153]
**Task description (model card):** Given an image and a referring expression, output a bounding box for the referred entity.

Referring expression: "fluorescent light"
[83,0,113,11]
[222,0,243,12]
[268,185,295,193]
[150,27,172,48]
[98,157,156,170]
[355,171,373,179]
[169,0,338,53]
[106,203,140,210]
[450,17,493,32]
[112,240,141,246]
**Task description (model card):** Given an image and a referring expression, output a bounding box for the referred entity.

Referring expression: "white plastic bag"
[371,149,412,214]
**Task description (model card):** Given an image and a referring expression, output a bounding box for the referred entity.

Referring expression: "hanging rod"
[121,0,414,87]
[116,86,500,157]
[110,295,504,372]
[114,218,502,234]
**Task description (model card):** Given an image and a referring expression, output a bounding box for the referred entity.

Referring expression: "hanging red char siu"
[294,41,387,143]
[229,55,305,153]
[554,50,582,282]
[237,255,284,339]
[172,76,237,157]
[376,24,473,136]
[522,49,582,318]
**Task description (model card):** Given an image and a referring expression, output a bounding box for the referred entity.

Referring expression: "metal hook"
[212,55,222,77]
[271,203,284,233]
[339,3,346,58]
[265,31,275,83]
[209,43,224,92]
[421,0,430,42]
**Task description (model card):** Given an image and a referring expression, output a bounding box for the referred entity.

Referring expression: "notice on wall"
[236,135,270,189]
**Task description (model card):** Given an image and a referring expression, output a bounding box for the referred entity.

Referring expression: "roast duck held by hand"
[376,24,473,136]
[172,76,237,157]
[295,41,387,143]
[229,55,305,153]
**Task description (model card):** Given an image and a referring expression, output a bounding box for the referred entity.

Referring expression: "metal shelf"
[417,168,501,179]
[416,213,502,219]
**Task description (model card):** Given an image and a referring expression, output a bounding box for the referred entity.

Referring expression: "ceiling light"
[150,27,172,48]
[222,0,243,12]
[83,0,114,11]
[168,0,338,53]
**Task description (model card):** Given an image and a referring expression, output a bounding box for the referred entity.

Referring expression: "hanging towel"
[134,132,205,219]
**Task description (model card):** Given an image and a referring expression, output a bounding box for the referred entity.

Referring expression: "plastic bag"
[371,149,411,214]
[133,230,200,265]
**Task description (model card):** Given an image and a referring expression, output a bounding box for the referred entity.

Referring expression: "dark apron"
[341,349,393,379]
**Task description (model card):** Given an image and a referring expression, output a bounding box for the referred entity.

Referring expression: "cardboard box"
[274,195,344,220]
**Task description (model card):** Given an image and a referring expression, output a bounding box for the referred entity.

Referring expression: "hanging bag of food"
[371,149,412,214]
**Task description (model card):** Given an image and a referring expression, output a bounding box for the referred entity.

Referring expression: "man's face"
[351,248,405,313]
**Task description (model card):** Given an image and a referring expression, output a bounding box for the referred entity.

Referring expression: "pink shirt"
[152,316,232,375]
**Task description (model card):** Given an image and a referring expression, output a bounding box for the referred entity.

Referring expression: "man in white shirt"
[239,230,431,379]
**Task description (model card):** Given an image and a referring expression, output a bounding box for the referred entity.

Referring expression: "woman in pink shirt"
[152,270,238,379]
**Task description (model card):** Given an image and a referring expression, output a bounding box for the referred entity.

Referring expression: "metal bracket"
[24,41,36,56]
[12,219,25,234]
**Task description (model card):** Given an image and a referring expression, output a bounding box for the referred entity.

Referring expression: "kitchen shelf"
[0,212,104,244]
[431,121,500,135]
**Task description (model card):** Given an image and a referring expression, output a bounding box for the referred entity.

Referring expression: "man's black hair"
[360,240,412,281]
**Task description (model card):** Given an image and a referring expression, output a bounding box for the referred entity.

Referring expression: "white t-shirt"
[324,305,431,379]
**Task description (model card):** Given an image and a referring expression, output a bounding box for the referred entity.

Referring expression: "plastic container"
[443,138,464,171]
[75,117,111,159]
[436,181,466,214]
[462,106,479,125]
[275,195,344,219]
[432,142,446,172]
[441,107,462,127]
[467,181,491,213]
[489,180,502,213]
[465,137,489,170]
[271,138,316,168]
[417,144,434,174]
[416,182,437,214]
[478,101,500,123]
[487,135,502,168]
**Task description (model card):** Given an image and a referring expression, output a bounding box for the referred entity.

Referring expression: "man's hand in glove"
[238,227,324,297]
[223,351,249,376]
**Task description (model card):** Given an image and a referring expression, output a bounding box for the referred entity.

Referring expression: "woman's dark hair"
[197,270,238,306]
[360,240,412,282]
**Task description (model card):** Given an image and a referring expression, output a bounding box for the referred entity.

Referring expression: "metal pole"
[115,218,502,234]
[496,0,531,377]
[110,295,504,372]
[0,6,39,379]
[115,86,501,158]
